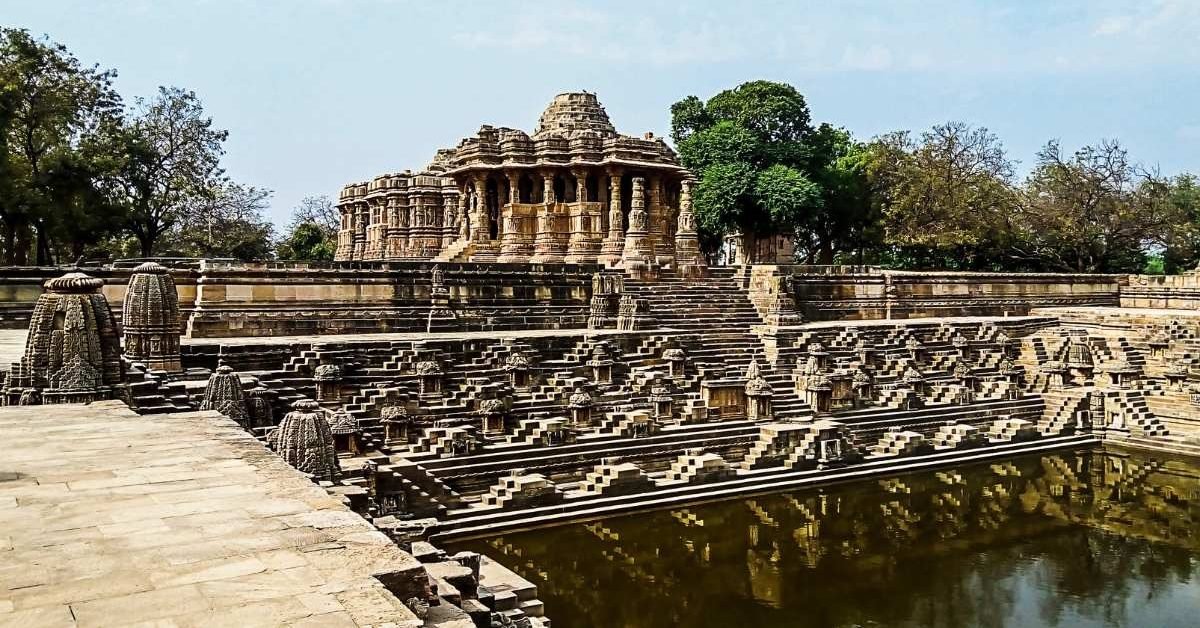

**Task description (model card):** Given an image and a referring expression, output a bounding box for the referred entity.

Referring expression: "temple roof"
[339,91,685,202]
[533,92,617,139]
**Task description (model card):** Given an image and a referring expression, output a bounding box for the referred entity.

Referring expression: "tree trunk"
[138,229,155,257]
[3,223,14,265]
[817,238,834,265]
[14,224,30,266]
[34,220,53,266]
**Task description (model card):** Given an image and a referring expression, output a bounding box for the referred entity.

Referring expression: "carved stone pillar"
[351,202,367,260]
[470,174,490,242]
[410,194,430,258]
[598,168,624,267]
[647,174,665,257]
[532,171,565,263]
[542,172,556,204]
[364,195,383,260]
[499,170,533,262]
[621,176,654,276]
[507,171,520,206]
[334,191,355,261]
[456,182,470,240]
[389,193,409,259]
[566,168,599,264]
[674,178,705,277]
[441,191,457,248]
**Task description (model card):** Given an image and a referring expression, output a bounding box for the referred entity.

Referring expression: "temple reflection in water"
[452,448,1200,628]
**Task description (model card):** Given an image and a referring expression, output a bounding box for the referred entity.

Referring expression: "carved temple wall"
[336,166,689,267]
[333,93,704,273]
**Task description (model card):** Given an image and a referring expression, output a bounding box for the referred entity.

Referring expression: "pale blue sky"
[4,0,1197,225]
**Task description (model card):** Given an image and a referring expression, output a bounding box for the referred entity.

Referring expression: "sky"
[3,0,1198,227]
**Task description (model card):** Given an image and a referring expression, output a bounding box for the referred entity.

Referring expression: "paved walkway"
[0,402,426,627]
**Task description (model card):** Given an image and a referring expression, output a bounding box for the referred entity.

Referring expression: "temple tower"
[122,262,182,374]
[200,363,249,427]
[3,271,123,405]
[268,399,340,482]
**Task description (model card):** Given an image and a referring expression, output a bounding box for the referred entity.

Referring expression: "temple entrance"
[585,174,599,203]
[486,178,500,240]
[553,176,568,204]
[518,174,535,204]
[620,174,634,231]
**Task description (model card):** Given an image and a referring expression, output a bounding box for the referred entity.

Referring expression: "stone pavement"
[0,402,427,628]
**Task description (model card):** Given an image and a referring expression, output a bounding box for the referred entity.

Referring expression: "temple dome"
[533,92,618,139]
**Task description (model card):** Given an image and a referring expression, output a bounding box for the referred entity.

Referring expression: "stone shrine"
[2,271,122,405]
[335,92,698,276]
[121,261,182,373]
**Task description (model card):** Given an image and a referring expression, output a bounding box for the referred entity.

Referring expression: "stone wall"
[1120,273,1200,310]
[0,260,596,337]
[0,262,202,330]
[753,265,1124,321]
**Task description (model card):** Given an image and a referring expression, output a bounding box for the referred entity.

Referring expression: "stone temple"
[3,92,1200,626]
[335,92,704,277]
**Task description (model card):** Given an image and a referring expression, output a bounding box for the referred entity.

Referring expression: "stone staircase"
[579,461,654,496]
[622,268,763,331]
[124,363,194,414]
[1105,390,1169,437]
[931,421,986,449]
[1036,389,1089,436]
[873,428,929,457]
[987,417,1039,442]
[662,451,734,484]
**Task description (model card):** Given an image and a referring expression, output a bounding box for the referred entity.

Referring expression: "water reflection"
[452,449,1200,628]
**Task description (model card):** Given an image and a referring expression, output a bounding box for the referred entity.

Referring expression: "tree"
[800,124,878,264]
[1160,175,1200,273]
[672,81,821,261]
[277,222,335,261]
[287,195,338,234]
[115,86,228,257]
[0,28,122,264]
[276,195,338,261]
[1011,139,1171,273]
[163,182,273,260]
[869,122,1017,269]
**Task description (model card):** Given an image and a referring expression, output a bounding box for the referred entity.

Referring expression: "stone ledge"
[0,401,425,627]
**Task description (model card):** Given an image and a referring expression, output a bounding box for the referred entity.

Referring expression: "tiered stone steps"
[622,268,763,330]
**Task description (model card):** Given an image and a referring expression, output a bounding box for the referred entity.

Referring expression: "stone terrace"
[0,402,433,628]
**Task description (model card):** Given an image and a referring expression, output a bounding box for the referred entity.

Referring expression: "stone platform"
[0,402,429,628]
[1031,305,1200,330]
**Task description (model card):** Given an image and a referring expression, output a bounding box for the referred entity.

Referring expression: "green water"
[452,449,1200,628]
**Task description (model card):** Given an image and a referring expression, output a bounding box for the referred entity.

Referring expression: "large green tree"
[113,86,228,257]
[1160,174,1200,273]
[868,122,1017,269]
[672,81,878,264]
[162,181,274,259]
[1011,139,1175,273]
[671,81,822,262]
[276,195,337,261]
[802,124,879,264]
[0,28,123,264]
